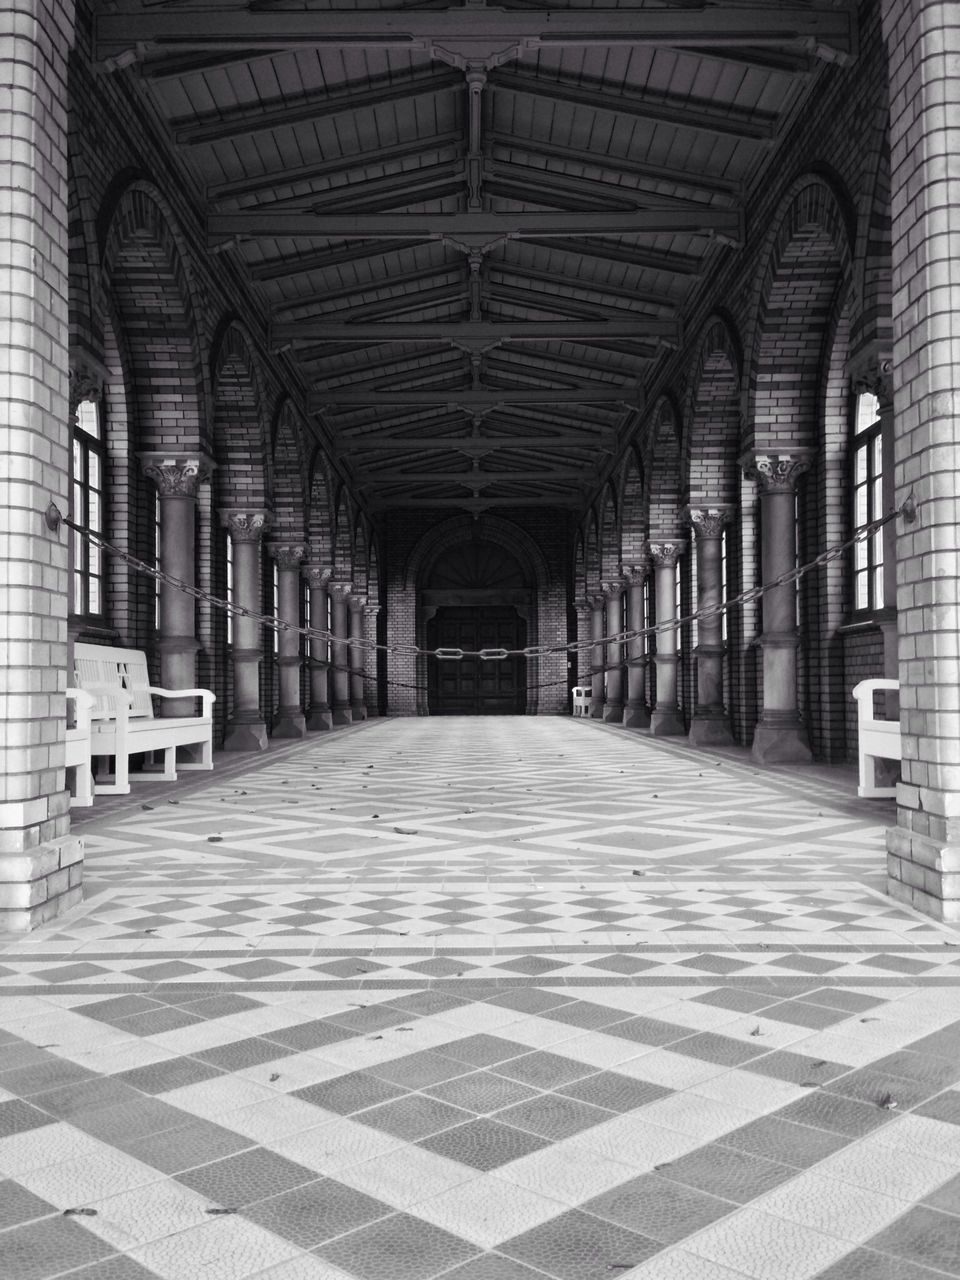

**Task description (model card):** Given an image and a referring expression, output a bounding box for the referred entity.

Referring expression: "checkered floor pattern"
[2,717,960,1280]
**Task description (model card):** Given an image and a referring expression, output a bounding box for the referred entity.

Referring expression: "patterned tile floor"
[2,717,960,1280]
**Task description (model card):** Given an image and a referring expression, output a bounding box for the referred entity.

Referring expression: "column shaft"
[649,542,686,736]
[271,546,306,739]
[348,598,367,720]
[743,455,812,763]
[686,507,734,746]
[329,584,353,725]
[589,597,605,718]
[602,582,625,723]
[623,567,650,729]
[221,511,270,751]
[304,566,332,731]
[364,606,381,717]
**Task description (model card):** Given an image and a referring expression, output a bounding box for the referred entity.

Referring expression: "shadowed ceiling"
[94,1,856,516]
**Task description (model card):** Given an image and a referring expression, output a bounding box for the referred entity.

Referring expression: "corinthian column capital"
[649,540,687,568]
[269,543,306,570]
[327,580,353,601]
[684,505,736,539]
[741,450,814,494]
[601,578,627,601]
[302,564,333,590]
[140,452,215,497]
[220,509,272,542]
[623,562,649,586]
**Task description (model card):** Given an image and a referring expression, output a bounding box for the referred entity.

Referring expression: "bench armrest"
[852,678,899,703]
[66,688,94,733]
[147,687,216,714]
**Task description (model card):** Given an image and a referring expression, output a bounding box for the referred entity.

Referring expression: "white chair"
[852,678,901,798]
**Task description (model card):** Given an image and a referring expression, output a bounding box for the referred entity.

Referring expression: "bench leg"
[69,760,94,808]
[92,755,131,796]
[179,735,214,772]
[859,751,897,800]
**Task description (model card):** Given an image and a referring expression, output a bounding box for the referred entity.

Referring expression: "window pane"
[872,531,884,571]
[72,438,82,477]
[856,573,869,610]
[855,447,867,486]
[77,399,100,439]
[88,450,100,492]
[872,434,882,476]
[89,491,101,532]
[855,392,880,435]
[873,567,884,610]
[856,487,868,528]
[87,543,99,576]
[89,577,101,615]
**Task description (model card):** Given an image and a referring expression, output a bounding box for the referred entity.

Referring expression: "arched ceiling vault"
[95,1,856,517]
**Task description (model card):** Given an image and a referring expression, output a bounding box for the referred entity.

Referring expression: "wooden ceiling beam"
[309,386,636,408]
[276,317,679,344]
[250,239,432,282]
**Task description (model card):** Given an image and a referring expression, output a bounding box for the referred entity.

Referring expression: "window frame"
[850,390,885,617]
[70,396,107,622]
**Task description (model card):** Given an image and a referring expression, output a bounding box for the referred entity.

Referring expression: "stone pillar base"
[688,715,734,747]
[351,705,368,722]
[273,711,307,739]
[307,708,334,732]
[886,826,960,923]
[623,704,650,729]
[750,721,812,764]
[649,709,685,736]
[589,701,604,719]
[602,704,623,724]
[0,838,84,934]
[223,721,269,752]
[333,708,354,726]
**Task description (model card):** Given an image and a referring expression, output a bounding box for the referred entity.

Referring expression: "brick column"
[574,599,592,689]
[220,510,271,751]
[742,453,813,764]
[589,595,606,718]
[303,564,333,731]
[269,543,306,739]
[882,0,960,919]
[348,594,368,720]
[649,541,686,736]
[623,562,650,729]
[686,506,735,746]
[139,453,213,718]
[601,579,626,724]
[328,581,353,725]
[364,604,381,716]
[0,0,83,931]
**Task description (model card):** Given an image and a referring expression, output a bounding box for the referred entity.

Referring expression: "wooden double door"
[427,606,527,715]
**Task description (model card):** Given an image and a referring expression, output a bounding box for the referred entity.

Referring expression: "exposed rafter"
[272,266,462,316]
[250,240,433,283]
[274,317,679,345]
[359,468,586,486]
[176,71,462,146]
[342,434,614,452]
[486,132,742,200]
[208,133,462,203]
[96,6,855,63]
[522,237,704,278]
[309,387,637,409]
[213,209,744,243]
[491,70,777,144]
[488,261,677,312]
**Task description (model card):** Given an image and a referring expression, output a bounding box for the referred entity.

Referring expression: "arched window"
[71,397,106,619]
[852,391,884,612]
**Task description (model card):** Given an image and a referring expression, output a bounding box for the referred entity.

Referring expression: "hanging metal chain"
[51,500,914,663]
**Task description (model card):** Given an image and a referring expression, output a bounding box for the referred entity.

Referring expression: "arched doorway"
[424,539,528,715]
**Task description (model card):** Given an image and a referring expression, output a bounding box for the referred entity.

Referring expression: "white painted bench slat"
[852,678,901,799]
[72,644,215,796]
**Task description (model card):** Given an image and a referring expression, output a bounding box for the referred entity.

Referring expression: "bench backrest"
[74,644,155,720]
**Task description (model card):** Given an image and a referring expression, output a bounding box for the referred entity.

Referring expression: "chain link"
[59,503,909,664]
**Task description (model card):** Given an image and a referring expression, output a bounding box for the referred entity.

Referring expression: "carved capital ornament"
[220,510,272,542]
[269,543,307,570]
[648,540,687,568]
[140,453,215,498]
[741,452,813,494]
[685,505,735,539]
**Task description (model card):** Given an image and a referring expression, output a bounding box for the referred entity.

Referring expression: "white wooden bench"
[572,686,590,717]
[852,677,901,799]
[73,644,215,795]
[65,688,94,808]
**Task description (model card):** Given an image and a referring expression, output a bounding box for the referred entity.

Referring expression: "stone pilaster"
[363,604,381,717]
[139,452,214,718]
[741,452,813,764]
[685,505,735,747]
[601,579,626,724]
[328,581,353,726]
[348,594,368,720]
[648,540,687,736]
[303,564,333,731]
[623,561,651,729]
[574,599,593,690]
[881,0,960,919]
[0,0,83,931]
[220,510,271,751]
[589,595,606,719]
[269,543,307,739]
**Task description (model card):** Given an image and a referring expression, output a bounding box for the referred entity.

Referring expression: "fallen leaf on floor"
[207,836,222,843]
[269,1073,280,1082]
[63,1208,97,1217]
[878,1093,898,1109]
[206,1208,237,1215]
[394,827,418,835]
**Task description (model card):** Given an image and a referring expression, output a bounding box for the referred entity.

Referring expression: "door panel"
[427,607,526,715]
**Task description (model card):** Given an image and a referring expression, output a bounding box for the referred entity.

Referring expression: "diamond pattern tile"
[4,718,960,1280]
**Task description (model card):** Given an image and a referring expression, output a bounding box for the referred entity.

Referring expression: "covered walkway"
[1,720,959,1280]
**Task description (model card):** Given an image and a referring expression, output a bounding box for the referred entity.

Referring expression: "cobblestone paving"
[2,718,959,1280]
